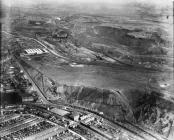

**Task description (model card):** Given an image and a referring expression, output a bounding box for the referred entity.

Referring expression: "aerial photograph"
[0,0,173,140]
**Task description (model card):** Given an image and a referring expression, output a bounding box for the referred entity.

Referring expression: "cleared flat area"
[24,56,173,95]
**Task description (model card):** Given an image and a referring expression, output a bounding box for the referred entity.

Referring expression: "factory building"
[68,112,80,121]
[50,108,70,116]
[20,48,48,56]
[80,113,93,121]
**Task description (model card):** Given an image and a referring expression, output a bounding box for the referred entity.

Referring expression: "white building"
[80,113,93,121]
[21,48,48,56]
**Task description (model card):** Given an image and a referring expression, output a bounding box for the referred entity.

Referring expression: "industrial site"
[0,0,174,140]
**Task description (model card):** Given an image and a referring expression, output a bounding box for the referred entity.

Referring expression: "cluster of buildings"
[68,112,95,124]
[0,53,38,107]
[0,105,91,140]
[0,102,125,140]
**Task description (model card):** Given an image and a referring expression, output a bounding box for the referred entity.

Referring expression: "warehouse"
[50,108,70,116]
[20,48,48,56]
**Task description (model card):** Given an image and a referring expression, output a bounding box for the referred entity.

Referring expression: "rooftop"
[50,108,70,116]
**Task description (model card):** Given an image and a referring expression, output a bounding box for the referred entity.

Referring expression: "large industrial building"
[20,48,48,56]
